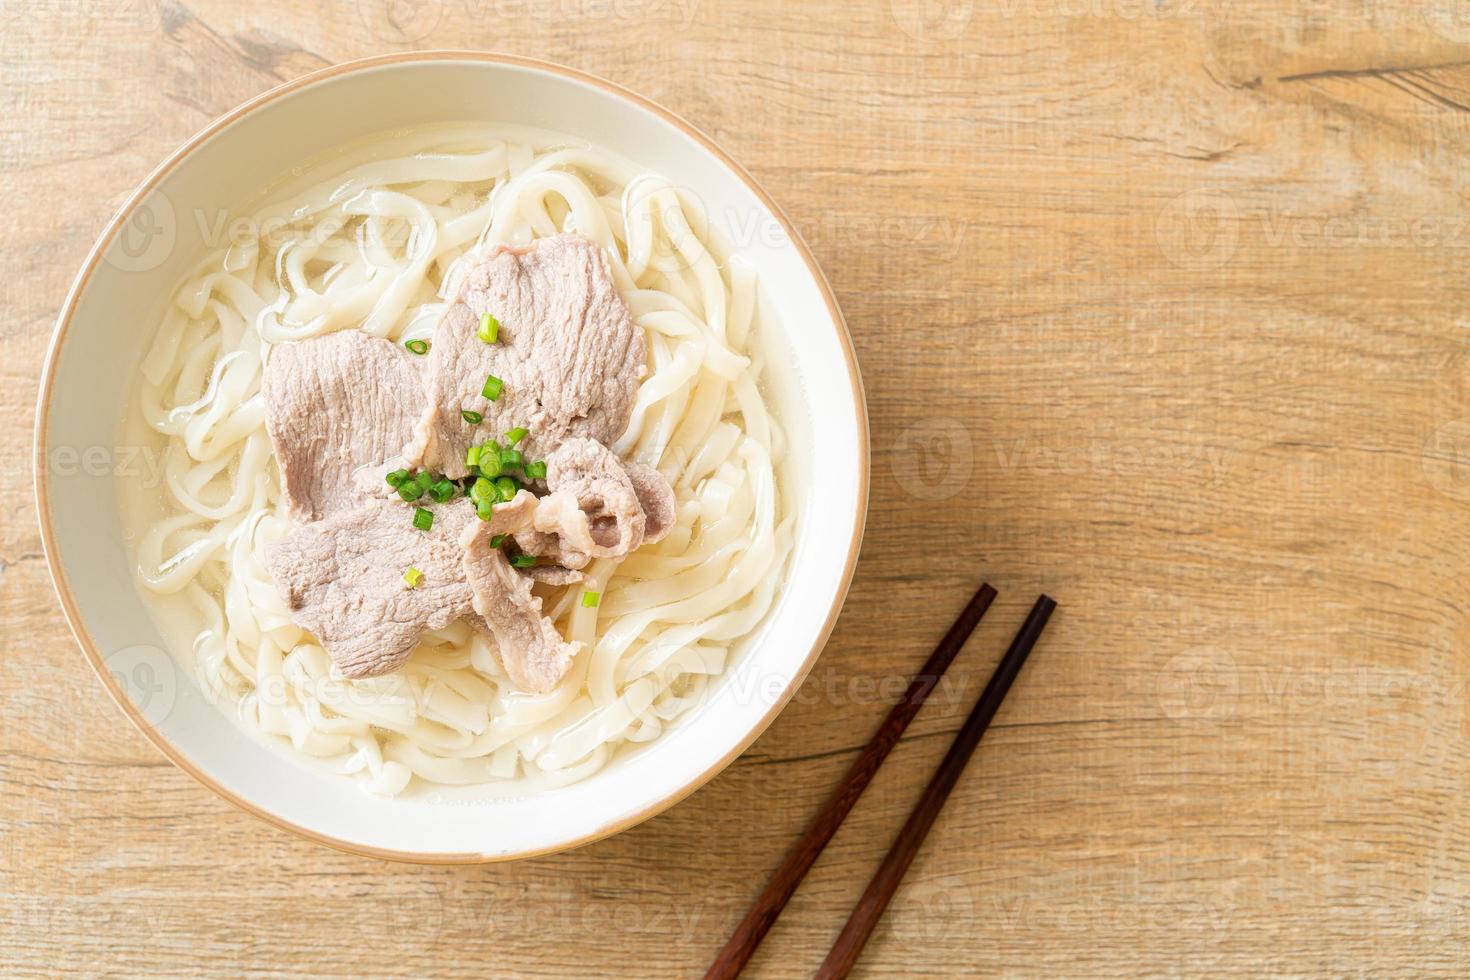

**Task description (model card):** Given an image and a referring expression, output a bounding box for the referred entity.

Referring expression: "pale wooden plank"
[6,1,1470,975]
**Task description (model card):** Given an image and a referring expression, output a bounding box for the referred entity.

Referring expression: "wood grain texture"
[708,584,998,978]
[6,0,1470,975]
[815,596,1055,980]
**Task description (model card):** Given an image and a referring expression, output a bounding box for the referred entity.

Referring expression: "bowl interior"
[37,55,865,861]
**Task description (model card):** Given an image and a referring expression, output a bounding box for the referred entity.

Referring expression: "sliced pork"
[469,489,583,584]
[523,565,585,586]
[262,235,674,691]
[263,331,424,522]
[404,234,644,478]
[624,461,677,542]
[481,488,539,533]
[265,498,478,678]
[511,437,676,569]
[461,519,582,694]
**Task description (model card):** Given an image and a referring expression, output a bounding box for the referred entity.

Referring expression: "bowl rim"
[33,50,869,864]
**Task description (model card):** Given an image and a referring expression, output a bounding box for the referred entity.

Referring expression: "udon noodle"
[129,125,794,796]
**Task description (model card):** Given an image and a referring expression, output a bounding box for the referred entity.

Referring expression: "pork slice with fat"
[461,516,582,694]
[513,437,676,568]
[623,460,677,543]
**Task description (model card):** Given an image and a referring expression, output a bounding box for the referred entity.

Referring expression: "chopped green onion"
[414,470,434,490]
[470,477,496,502]
[465,445,481,469]
[495,476,519,502]
[405,339,430,356]
[428,479,456,503]
[509,554,537,569]
[476,498,495,522]
[523,460,547,481]
[504,427,528,446]
[476,449,502,479]
[490,534,506,548]
[478,312,500,344]
[385,468,410,489]
[481,374,503,401]
[412,507,433,531]
[404,567,423,588]
[461,409,483,425]
[397,481,424,502]
[581,591,601,608]
[500,448,523,469]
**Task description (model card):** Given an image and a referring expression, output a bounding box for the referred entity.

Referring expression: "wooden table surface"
[7,1,1470,975]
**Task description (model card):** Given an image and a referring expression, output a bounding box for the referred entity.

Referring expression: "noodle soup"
[124,124,794,797]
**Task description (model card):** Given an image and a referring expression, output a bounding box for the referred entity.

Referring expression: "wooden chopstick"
[703,582,998,980]
[814,594,1057,980]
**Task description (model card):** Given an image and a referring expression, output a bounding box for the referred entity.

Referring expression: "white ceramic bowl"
[35,52,867,862]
